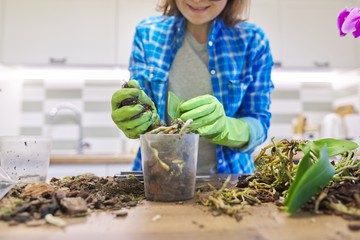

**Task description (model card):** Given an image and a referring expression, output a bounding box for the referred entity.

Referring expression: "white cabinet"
[249,0,359,69]
[248,0,281,67]
[0,0,3,59]
[279,0,358,69]
[117,0,159,67]
[1,0,117,66]
[1,0,359,69]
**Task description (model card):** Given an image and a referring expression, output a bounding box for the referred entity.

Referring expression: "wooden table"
[0,176,359,240]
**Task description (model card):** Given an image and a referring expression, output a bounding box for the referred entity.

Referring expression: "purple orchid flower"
[337,7,360,38]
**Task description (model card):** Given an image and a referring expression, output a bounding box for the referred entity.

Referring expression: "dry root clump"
[147,118,193,138]
[197,138,360,221]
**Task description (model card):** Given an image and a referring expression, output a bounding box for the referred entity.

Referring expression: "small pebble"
[112,210,128,217]
[152,214,161,222]
[234,213,243,222]
[45,214,67,228]
[127,201,137,207]
[212,211,222,217]
[8,221,19,226]
[348,224,360,231]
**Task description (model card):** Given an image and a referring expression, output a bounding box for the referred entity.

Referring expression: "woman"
[111,0,274,174]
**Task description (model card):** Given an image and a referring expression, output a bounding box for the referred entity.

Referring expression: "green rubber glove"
[111,80,160,139]
[179,95,250,148]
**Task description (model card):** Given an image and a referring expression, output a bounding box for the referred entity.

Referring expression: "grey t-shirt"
[167,31,217,174]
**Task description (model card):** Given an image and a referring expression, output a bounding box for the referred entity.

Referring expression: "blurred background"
[0,0,360,176]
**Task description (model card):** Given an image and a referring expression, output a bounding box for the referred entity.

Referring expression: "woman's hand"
[179,95,249,147]
[179,95,226,137]
[111,80,160,139]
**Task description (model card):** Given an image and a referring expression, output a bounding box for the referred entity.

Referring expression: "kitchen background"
[1,0,360,175]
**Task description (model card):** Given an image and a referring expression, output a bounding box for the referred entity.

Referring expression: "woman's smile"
[176,0,227,36]
[186,3,210,14]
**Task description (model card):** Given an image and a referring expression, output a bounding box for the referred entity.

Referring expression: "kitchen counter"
[50,154,135,164]
[0,201,358,240]
[0,176,359,240]
[48,154,134,178]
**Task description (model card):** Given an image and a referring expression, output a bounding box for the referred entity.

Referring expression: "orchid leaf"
[283,151,312,206]
[285,145,335,214]
[167,91,185,121]
[299,138,358,157]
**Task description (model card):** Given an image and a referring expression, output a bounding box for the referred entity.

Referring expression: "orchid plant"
[337,7,360,38]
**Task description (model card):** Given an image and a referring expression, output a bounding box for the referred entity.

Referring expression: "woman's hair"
[156,0,250,27]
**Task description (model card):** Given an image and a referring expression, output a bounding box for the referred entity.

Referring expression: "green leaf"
[167,91,186,120]
[285,145,335,214]
[283,151,312,206]
[299,138,358,157]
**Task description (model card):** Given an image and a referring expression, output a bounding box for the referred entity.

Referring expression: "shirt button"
[218,159,223,164]
[210,69,216,75]
[208,41,213,47]
[149,73,154,79]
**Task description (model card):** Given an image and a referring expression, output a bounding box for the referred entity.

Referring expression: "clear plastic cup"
[0,136,52,183]
[140,134,199,202]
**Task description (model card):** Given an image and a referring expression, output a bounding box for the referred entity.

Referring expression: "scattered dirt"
[117,97,138,108]
[0,174,144,226]
[1,139,359,227]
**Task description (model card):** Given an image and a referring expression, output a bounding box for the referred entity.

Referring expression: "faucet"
[48,102,90,154]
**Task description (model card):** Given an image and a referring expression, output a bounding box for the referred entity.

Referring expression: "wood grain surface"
[0,200,359,240]
[0,175,359,240]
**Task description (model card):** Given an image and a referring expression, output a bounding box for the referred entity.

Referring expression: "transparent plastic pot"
[0,136,52,199]
[140,134,199,202]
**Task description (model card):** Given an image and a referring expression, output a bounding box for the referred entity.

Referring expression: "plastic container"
[140,134,199,202]
[0,167,16,200]
[0,136,52,183]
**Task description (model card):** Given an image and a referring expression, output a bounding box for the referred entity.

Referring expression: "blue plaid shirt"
[128,16,274,174]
